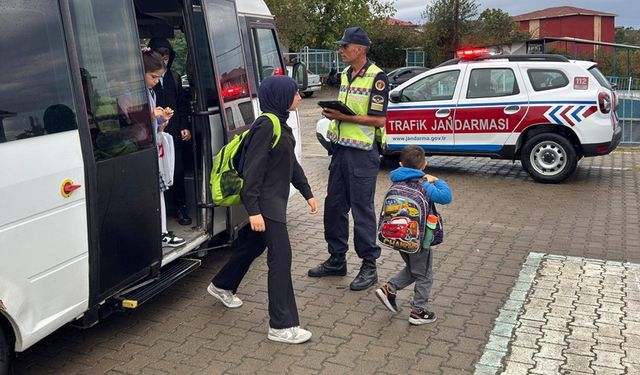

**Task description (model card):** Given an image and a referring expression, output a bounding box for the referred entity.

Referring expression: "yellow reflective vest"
[327,64,386,151]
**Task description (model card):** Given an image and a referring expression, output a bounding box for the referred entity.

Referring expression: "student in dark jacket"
[207,75,318,344]
[148,38,192,226]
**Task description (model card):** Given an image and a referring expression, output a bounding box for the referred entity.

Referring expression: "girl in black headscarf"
[207,75,318,344]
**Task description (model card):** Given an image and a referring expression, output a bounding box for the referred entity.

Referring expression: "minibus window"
[69,0,153,161]
[192,8,220,109]
[0,2,77,143]
[253,28,283,82]
[204,0,253,130]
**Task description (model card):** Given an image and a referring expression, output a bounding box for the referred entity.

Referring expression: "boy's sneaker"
[409,309,437,325]
[375,284,398,313]
[162,232,185,247]
[207,283,243,308]
[267,326,312,344]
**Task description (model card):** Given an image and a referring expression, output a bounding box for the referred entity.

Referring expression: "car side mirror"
[291,62,308,92]
[390,90,402,103]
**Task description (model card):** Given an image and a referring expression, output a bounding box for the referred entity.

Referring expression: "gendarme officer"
[308,27,389,291]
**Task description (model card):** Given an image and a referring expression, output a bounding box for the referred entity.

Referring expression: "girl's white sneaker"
[267,326,312,344]
[206,283,243,308]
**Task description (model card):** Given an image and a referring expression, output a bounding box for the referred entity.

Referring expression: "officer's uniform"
[324,60,389,262]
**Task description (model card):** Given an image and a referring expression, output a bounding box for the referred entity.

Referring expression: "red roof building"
[385,17,418,28]
[513,6,616,55]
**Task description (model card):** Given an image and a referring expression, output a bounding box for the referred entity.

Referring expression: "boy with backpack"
[375,145,452,325]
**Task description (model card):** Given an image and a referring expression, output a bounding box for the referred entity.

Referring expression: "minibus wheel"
[0,325,11,375]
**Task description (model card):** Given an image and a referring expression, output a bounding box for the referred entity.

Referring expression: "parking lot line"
[474,252,545,375]
[475,253,640,374]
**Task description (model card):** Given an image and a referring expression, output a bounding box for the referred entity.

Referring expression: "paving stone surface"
[11,87,640,374]
[477,254,640,374]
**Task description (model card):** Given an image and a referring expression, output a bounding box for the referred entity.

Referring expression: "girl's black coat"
[239,115,313,223]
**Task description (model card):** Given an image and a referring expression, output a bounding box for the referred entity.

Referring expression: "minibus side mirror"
[389,90,402,103]
[291,62,308,92]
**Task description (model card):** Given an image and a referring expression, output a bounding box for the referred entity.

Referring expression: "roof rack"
[435,54,570,68]
[477,54,570,62]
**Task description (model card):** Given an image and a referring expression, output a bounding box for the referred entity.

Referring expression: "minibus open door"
[184,0,255,240]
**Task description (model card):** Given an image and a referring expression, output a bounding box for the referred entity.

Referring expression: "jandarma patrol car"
[317,48,621,183]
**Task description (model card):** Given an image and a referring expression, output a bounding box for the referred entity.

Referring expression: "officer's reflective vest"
[327,64,385,151]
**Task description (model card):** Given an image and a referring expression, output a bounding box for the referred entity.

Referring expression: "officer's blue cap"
[334,27,371,47]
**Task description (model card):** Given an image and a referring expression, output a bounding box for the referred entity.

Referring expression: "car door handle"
[435,108,451,118]
[504,105,520,114]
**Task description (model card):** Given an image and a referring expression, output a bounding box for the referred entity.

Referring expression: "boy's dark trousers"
[212,219,299,329]
[387,247,434,311]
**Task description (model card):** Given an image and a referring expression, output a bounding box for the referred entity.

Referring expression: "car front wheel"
[521,133,577,183]
[303,91,314,98]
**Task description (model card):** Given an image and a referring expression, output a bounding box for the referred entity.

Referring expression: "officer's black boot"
[177,205,192,226]
[349,259,377,291]
[308,256,347,277]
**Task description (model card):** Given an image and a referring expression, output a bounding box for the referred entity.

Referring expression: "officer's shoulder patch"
[374,79,386,91]
[372,95,384,104]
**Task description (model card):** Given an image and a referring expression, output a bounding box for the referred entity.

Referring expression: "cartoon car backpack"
[378,181,429,254]
[377,179,443,253]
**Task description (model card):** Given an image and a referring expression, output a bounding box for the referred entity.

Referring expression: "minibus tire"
[0,326,11,375]
[521,133,577,183]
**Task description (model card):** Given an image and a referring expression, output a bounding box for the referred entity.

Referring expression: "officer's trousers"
[324,144,381,262]
[212,219,299,329]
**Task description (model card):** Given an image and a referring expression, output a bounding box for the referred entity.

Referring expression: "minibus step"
[117,258,201,309]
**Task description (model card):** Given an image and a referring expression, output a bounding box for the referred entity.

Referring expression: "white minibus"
[0,0,308,371]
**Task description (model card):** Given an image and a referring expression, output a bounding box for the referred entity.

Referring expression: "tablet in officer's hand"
[318,100,356,116]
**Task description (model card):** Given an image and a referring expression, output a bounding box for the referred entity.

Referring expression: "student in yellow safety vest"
[308,27,389,291]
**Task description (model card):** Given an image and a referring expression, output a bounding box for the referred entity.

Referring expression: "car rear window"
[528,69,569,91]
[588,66,612,90]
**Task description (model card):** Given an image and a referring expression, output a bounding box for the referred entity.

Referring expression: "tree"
[368,21,424,69]
[264,0,311,50]
[265,0,396,50]
[422,0,479,65]
[469,8,528,46]
[171,31,188,76]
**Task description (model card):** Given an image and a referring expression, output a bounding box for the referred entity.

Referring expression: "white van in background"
[0,0,307,371]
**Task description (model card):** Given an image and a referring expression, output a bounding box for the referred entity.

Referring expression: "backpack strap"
[260,113,281,148]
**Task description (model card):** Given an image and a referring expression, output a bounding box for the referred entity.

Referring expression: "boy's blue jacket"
[389,167,452,205]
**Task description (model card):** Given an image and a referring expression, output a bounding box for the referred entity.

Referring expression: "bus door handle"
[504,105,520,115]
[193,107,220,117]
[61,179,82,198]
[435,108,451,118]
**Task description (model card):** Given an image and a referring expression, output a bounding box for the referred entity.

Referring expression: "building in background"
[512,6,616,56]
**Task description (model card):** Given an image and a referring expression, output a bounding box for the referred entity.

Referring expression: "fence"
[406,50,425,67]
[285,47,427,77]
[284,48,346,77]
[609,76,640,146]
